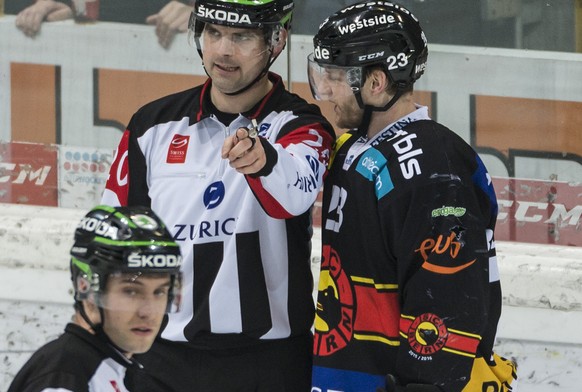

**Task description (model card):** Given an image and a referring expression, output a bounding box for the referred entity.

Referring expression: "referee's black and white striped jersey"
[102,72,335,347]
[8,323,132,392]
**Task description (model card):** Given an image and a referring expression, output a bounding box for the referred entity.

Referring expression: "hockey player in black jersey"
[8,205,182,392]
[307,2,518,391]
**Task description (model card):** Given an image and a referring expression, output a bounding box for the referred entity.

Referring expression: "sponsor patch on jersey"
[258,122,270,136]
[203,181,225,209]
[431,206,466,218]
[401,313,481,359]
[415,232,476,275]
[404,313,448,356]
[167,134,190,164]
[355,148,394,199]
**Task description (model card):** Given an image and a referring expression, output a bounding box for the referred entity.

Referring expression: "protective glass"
[307,53,363,101]
[191,19,271,58]
[97,271,182,314]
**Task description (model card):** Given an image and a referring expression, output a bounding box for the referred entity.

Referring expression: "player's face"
[101,273,171,357]
[331,88,363,130]
[307,57,363,129]
[201,24,271,94]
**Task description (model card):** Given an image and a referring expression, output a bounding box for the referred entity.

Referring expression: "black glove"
[376,375,443,392]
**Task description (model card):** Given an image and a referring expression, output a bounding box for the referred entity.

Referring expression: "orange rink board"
[10,63,59,144]
[471,95,582,177]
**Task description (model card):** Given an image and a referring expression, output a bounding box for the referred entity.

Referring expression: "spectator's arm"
[146,1,193,49]
[15,0,73,37]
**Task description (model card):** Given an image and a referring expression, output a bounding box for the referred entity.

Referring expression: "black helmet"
[189,0,294,51]
[70,205,182,313]
[191,0,293,31]
[311,1,427,88]
[189,0,294,95]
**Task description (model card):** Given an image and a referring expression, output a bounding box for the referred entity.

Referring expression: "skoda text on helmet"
[189,0,294,95]
[308,1,428,127]
[70,205,183,319]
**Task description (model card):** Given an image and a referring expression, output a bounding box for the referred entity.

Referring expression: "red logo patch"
[167,135,190,164]
[407,313,448,356]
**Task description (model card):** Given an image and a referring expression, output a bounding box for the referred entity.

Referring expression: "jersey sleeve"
[245,116,335,219]
[101,118,151,208]
[380,164,498,389]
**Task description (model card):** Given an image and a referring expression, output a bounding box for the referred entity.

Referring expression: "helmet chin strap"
[78,301,100,333]
[78,301,133,359]
[354,88,404,137]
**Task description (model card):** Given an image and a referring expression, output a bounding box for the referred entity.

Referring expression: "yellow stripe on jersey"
[329,132,353,169]
[351,276,398,290]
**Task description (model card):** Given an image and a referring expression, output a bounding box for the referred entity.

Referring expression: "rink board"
[1,203,582,391]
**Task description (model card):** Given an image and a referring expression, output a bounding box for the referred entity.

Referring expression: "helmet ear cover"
[74,273,91,301]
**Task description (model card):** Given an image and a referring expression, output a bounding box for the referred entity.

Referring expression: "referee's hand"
[221,127,265,175]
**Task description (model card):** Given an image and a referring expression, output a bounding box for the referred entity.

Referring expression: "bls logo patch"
[167,134,190,164]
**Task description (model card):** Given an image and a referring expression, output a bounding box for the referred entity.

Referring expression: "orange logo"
[416,233,476,274]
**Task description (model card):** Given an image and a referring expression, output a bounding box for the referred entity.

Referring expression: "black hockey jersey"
[8,323,134,392]
[102,72,335,347]
[312,107,516,391]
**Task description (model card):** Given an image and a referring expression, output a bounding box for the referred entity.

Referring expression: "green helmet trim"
[92,205,139,229]
[71,256,92,278]
[280,11,292,26]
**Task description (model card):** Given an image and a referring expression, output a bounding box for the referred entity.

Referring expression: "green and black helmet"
[70,205,182,313]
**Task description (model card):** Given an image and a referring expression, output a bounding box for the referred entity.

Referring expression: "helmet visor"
[190,13,273,58]
[97,271,182,314]
[307,53,362,101]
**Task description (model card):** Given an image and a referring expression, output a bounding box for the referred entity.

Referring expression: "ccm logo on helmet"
[127,253,183,268]
[358,51,385,62]
[78,217,118,240]
[197,4,252,24]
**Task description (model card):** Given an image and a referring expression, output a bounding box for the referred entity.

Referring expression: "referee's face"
[100,273,172,357]
[201,23,271,94]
